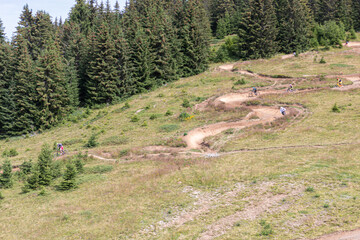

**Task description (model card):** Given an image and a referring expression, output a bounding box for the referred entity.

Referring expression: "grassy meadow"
[1,44,360,239]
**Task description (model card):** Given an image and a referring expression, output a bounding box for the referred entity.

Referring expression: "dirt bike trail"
[183,106,284,149]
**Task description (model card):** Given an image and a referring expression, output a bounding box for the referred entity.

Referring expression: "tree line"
[0,0,359,138]
[0,0,210,138]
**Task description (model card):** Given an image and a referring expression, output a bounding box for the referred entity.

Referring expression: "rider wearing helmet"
[337,78,343,87]
[57,143,64,155]
[252,87,257,96]
[280,107,286,116]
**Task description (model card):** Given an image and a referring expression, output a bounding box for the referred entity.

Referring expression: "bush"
[350,28,357,40]
[113,102,130,113]
[149,114,160,120]
[332,103,340,113]
[182,99,191,108]
[234,78,246,85]
[74,158,84,174]
[178,112,190,121]
[130,115,140,122]
[20,160,33,175]
[159,124,180,132]
[2,148,18,158]
[315,21,345,47]
[0,191,4,200]
[305,186,315,192]
[319,57,326,64]
[165,110,173,116]
[58,163,77,191]
[0,160,13,188]
[85,134,99,148]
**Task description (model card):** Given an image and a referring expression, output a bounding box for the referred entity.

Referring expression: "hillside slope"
[1,43,360,239]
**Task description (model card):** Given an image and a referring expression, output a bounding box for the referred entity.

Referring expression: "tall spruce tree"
[37,144,53,186]
[86,22,120,104]
[34,39,69,129]
[352,0,360,31]
[12,42,37,135]
[238,0,278,59]
[0,20,16,137]
[136,0,179,85]
[275,0,312,53]
[175,0,211,77]
[123,0,155,92]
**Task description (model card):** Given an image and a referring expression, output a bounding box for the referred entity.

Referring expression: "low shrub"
[85,134,99,148]
[130,115,140,122]
[178,112,190,121]
[182,99,191,108]
[149,114,161,120]
[332,103,340,113]
[2,148,18,158]
[165,110,173,116]
[234,78,246,85]
[319,56,326,64]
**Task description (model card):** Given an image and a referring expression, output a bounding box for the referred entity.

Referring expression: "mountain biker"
[337,78,343,87]
[252,87,258,96]
[287,84,293,92]
[57,143,64,155]
[280,107,286,116]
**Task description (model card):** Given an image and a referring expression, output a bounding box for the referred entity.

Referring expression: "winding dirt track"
[87,43,360,240]
[183,106,285,149]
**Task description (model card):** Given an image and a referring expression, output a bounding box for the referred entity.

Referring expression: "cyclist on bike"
[287,84,293,92]
[57,143,64,155]
[337,78,343,87]
[280,107,286,116]
[252,87,258,96]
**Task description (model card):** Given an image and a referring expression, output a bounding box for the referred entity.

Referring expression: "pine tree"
[86,21,120,104]
[34,39,70,129]
[37,144,53,186]
[238,0,278,59]
[32,11,55,61]
[0,20,16,137]
[123,1,154,92]
[216,11,232,39]
[353,0,360,31]
[14,5,35,59]
[12,42,37,135]
[61,21,85,105]
[139,0,178,85]
[113,23,133,97]
[275,0,312,53]
[0,160,13,188]
[69,0,92,35]
[335,0,353,30]
[58,163,77,190]
[25,165,40,190]
[175,0,211,77]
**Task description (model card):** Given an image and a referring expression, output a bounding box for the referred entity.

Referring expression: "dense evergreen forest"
[0,0,359,138]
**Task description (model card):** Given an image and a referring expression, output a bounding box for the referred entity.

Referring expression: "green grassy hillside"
[1,44,360,239]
